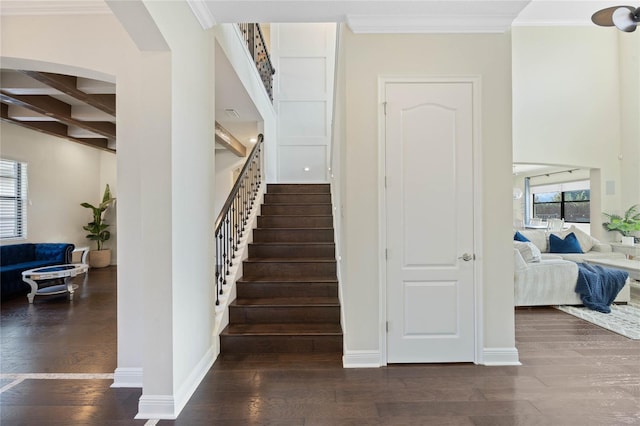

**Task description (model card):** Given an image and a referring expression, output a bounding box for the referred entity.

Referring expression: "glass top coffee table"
[22,264,88,303]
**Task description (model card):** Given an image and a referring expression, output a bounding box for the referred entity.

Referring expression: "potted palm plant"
[81,184,116,267]
[602,204,640,245]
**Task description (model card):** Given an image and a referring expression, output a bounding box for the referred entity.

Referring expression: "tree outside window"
[533,189,590,223]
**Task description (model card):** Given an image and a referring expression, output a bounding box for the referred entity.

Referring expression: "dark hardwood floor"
[2,268,639,425]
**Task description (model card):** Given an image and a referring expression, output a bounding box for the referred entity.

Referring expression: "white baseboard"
[343,350,382,368]
[135,395,177,420]
[111,367,143,388]
[135,346,215,420]
[174,346,215,416]
[482,347,521,366]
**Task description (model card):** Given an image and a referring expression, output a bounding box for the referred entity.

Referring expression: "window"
[532,180,590,223]
[0,159,28,239]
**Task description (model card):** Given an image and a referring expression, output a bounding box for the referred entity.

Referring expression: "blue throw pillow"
[549,232,583,254]
[514,231,530,242]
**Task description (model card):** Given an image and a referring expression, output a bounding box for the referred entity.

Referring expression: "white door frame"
[377,75,484,366]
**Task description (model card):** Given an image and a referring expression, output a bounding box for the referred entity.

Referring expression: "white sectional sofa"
[517,226,626,263]
[513,226,630,307]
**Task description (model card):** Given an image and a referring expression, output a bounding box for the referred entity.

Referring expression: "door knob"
[458,253,474,261]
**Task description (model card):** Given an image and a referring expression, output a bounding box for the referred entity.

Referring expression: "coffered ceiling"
[0,69,116,153]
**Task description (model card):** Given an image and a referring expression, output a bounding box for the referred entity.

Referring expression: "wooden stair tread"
[267,184,330,191]
[259,214,333,217]
[244,257,336,263]
[265,192,331,195]
[249,242,335,245]
[222,323,342,336]
[238,276,337,283]
[261,203,332,206]
[238,275,338,285]
[255,227,334,230]
[232,297,339,306]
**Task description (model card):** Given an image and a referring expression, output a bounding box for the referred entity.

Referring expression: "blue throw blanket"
[575,263,628,313]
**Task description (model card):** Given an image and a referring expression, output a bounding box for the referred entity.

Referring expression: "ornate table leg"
[23,276,38,304]
[66,277,75,301]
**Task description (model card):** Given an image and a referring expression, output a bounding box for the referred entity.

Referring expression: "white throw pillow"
[513,241,542,263]
[550,225,598,252]
[519,230,548,253]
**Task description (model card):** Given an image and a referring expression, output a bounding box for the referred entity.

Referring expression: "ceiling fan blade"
[613,6,640,32]
[591,5,634,27]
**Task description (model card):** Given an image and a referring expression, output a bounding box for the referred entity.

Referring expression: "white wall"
[618,33,640,214]
[139,1,215,418]
[214,150,246,217]
[271,23,336,182]
[214,24,277,182]
[512,26,640,240]
[337,29,516,364]
[0,122,116,255]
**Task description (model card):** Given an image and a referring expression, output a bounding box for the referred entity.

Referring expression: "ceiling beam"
[215,122,247,157]
[0,92,116,139]
[19,70,116,116]
[1,103,114,153]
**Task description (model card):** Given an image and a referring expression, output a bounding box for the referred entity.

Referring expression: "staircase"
[220,184,343,355]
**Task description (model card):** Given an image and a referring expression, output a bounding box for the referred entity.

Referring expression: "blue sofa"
[1,243,74,299]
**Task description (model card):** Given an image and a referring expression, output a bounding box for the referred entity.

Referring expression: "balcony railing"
[238,23,275,101]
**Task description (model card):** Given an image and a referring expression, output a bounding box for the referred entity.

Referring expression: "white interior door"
[385,80,476,363]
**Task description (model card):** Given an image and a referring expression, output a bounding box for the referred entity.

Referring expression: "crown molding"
[187,0,217,29]
[512,1,616,28]
[511,20,592,27]
[0,1,110,16]
[346,14,516,34]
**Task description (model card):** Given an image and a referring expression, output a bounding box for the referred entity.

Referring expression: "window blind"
[0,158,28,239]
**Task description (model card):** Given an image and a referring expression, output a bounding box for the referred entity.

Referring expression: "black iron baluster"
[238,23,275,101]
[215,228,221,305]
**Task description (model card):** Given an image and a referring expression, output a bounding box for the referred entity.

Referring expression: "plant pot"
[620,236,635,246]
[89,249,111,268]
